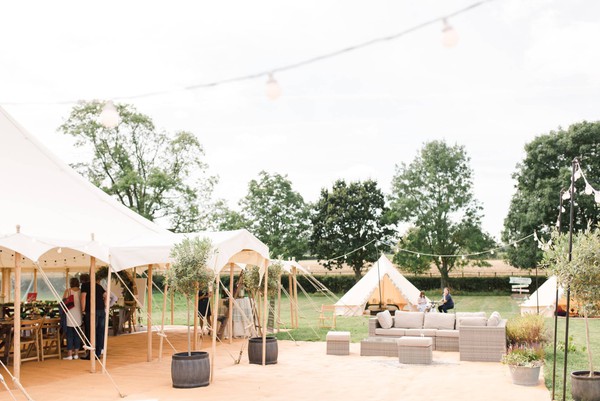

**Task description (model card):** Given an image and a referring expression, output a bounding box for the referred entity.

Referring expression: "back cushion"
[376,310,394,329]
[394,311,424,329]
[423,313,455,330]
[456,312,487,328]
[487,311,501,327]
[458,317,488,327]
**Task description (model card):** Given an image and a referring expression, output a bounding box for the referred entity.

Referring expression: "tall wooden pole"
[14,247,22,380]
[170,290,174,325]
[147,264,153,362]
[33,268,38,294]
[1,268,9,303]
[277,271,282,332]
[229,264,234,343]
[210,277,219,382]
[102,265,113,372]
[159,282,168,361]
[90,256,97,373]
[288,271,294,329]
[65,268,70,291]
[262,262,268,366]
[292,266,299,328]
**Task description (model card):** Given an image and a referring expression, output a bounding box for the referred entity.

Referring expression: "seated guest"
[417,291,429,312]
[437,287,454,313]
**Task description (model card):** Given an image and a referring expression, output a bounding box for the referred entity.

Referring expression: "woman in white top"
[417,291,429,312]
[62,277,83,360]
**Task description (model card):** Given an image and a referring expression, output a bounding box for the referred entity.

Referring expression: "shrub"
[506,314,550,346]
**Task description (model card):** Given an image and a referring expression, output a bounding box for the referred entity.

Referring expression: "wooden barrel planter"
[248,337,278,365]
[571,371,600,401]
[171,351,210,388]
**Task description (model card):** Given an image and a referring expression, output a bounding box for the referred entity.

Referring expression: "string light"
[0,1,492,106]
[99,100,120,128]
[562,191,571,200]
[265,73,282,101]
[441,19,459,47]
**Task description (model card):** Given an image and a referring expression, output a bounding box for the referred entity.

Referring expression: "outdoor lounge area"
[3,326,550,401]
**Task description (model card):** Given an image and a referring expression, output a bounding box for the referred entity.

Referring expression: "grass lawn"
[146,291,597,401]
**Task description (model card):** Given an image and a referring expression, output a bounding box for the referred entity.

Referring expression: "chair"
[40,318,62,360]
[0,322,13,364]
[12,318,42,362]
[318,305,336,329]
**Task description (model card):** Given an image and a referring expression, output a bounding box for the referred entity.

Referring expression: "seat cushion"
[403,329,437,337]
[424,313,455,330]
[397,337,432,347]
[326,331,351,341]
[375,328,405,336]
[436,329,459,338]
[394,311,424,329]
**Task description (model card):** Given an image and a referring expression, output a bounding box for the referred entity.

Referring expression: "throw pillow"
[487,311,501,327]
[377,310,393,329]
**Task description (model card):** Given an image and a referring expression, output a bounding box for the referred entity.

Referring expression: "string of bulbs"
[1,0,496,129]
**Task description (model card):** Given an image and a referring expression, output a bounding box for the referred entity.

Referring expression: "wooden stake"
[147,264,153,362]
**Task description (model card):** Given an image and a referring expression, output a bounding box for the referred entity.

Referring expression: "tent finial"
[16,224,21,233]
[91,233,95,241]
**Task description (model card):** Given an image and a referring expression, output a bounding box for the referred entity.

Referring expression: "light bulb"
[561,206,566,213]
[574,168,582,181]
[490,250,495,255]
[417,253,421,258]
[441,19,459,48]
[513,242,518,248]
[461,255,466,260]
[265,73,282,100]
[562,191,571,200]
[585,184,594,195]
[362,246,366,251]
[99,100,120,128]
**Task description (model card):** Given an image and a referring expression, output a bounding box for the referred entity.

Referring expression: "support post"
[14,248,22,380]
[193,282,199,350]
[210,278,219,382]
[277,270,282,332]
[147,264,153,362]
[159,282,168,361]
[90,256,97,373]
[262,262,268,365]
[33,268,38,294]
[229,263,234,343]
[102,265,113,372]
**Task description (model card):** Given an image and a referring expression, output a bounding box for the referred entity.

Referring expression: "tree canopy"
[310,179,394,281]
[503,121,600,268]
[238,171,310,260]
[390,140,495,288]
[59,101,216,232]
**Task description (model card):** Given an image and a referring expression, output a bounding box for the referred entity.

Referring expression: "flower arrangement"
[501,345,545,368]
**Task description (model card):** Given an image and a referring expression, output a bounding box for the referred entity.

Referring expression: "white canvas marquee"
[0,105,171,269]
[334,254,426,316]
[520,275,565,317]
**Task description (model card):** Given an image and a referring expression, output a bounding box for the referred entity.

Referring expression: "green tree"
[239,171,310,260]
[390,140,495,288]
[503,121,600,268]
[310,179,394,281]
[209,200,248,231]
[59,101,217,232]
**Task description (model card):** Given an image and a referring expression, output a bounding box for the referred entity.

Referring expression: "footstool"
[326,331,351,355]
[360,337,400,357]
[397,337,432,364]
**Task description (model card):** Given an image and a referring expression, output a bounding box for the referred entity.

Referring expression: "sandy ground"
[2,327,551,401]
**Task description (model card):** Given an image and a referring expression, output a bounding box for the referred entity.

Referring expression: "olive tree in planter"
[242,261,283,365]
[544,227,600,401]
[167,237,214,388]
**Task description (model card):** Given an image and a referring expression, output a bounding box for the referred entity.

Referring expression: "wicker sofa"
[367,311,507,360]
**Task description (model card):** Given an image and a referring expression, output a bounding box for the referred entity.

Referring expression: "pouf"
[397,336,432,364]
[326,331,351,355]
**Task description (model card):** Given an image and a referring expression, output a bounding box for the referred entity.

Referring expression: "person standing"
[437,287,454,313]
[62,277,83,360]
[416,291,429,312]
[80,273,107,359]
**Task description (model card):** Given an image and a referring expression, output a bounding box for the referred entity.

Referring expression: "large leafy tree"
[310,179,394,281]
[503,121,600,268]
[59,101,216,232]
[390,140,495,289]
[239,171,310,260]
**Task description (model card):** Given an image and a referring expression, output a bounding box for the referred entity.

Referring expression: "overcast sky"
[1,0,599,239]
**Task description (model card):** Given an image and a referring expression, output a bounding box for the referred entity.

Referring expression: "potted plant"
[544,227,600,401]
[166,237,214,388]
[501,345,545,386]
[242,261,282,365]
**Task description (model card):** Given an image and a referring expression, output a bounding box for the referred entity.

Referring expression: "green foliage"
[239,171,311,260]
[167,237,214,299]
[210,200,247,231]
[502,345,545,367]
[310,179,395,281]
[503,121,600,268]
[390,140,496,288]
[242,262,283,297]
[506,314,550,346]
[557,336,586,354]
[59,100,217,232]
[544,227,600,374]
